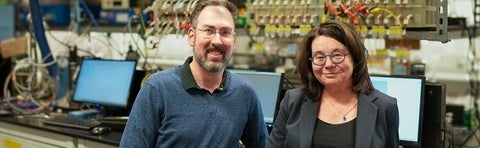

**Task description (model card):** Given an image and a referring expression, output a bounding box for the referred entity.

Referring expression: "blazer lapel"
[355,93,378,148]
[300,99,319,148]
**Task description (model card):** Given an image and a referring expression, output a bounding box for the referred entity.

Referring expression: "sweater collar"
[180,56,227,92]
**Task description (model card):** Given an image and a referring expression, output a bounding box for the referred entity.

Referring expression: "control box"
[102,0,130,9]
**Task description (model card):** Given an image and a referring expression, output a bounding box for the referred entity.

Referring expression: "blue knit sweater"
[120,58,268,148]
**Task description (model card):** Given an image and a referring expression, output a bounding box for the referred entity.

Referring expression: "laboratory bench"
[0,115,121,148]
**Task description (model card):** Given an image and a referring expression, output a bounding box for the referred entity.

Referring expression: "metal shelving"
[65,0,480,43]
[475,0,480,31]
[405,0,450,43]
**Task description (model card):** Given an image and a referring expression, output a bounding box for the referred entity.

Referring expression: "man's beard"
[194,45,230,73]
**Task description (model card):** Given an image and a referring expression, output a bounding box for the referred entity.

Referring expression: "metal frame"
[405,0,450,43]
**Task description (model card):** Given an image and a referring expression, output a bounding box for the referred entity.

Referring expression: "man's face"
[187,5,237,73]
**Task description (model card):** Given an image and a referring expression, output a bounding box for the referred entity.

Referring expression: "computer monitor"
[72,58,137,108]
[369,74,425,147]
[230,70,284,124]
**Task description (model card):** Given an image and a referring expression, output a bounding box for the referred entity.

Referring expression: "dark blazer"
[266,88,399,148]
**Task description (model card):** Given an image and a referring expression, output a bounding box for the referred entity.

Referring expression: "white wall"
[412,37,480,104]
[448,0,475,26]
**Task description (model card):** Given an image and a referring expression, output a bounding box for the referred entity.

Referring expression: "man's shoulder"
[152,67,179,75]
[147,67,181,82]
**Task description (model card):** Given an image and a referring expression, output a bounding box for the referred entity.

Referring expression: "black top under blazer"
[266,88,399,148]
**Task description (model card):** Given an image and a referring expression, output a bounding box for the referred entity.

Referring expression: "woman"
[267,20,399,148]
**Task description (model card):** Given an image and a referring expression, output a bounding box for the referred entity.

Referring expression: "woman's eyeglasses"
[309,51,350,66]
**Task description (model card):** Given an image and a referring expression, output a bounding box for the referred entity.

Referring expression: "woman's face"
[311,36,354,88]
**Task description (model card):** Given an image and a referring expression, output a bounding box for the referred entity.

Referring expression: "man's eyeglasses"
[309,51,350,66]
[194,27,236,39]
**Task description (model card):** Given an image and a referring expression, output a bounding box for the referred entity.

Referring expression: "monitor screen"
[72,58,137,108]
[370,74,425,147]
[230,70,284,124]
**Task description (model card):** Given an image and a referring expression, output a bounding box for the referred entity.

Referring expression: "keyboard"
[42,117,101,130]
[0,110,13,116]
[98,116,128,131]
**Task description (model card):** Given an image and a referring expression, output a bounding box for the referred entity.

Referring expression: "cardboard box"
[1,36,28,59]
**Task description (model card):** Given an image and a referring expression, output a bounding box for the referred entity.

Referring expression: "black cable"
[243,24,266,44]
[282,76,297,90]
[442,126,455,148]
[475,127,480,146]
[0,59,8,68]
[126,44,140,61]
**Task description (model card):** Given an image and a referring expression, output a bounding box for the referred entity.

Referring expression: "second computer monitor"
[230,70,284,124]
[72,58,137,108]
[370,74,426,147]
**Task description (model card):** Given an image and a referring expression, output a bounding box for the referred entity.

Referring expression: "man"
[119,0,268,147]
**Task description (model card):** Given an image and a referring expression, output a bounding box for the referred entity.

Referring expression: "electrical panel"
[137,0,447,42]
[245,0,447,41]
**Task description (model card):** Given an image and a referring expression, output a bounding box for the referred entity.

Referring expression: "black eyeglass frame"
[193,27,236,38]
[309,52,350,66]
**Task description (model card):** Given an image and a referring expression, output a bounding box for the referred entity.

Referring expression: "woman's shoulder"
[285,88,304,96]
[365,89,397,105]
[283,88,311,103]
